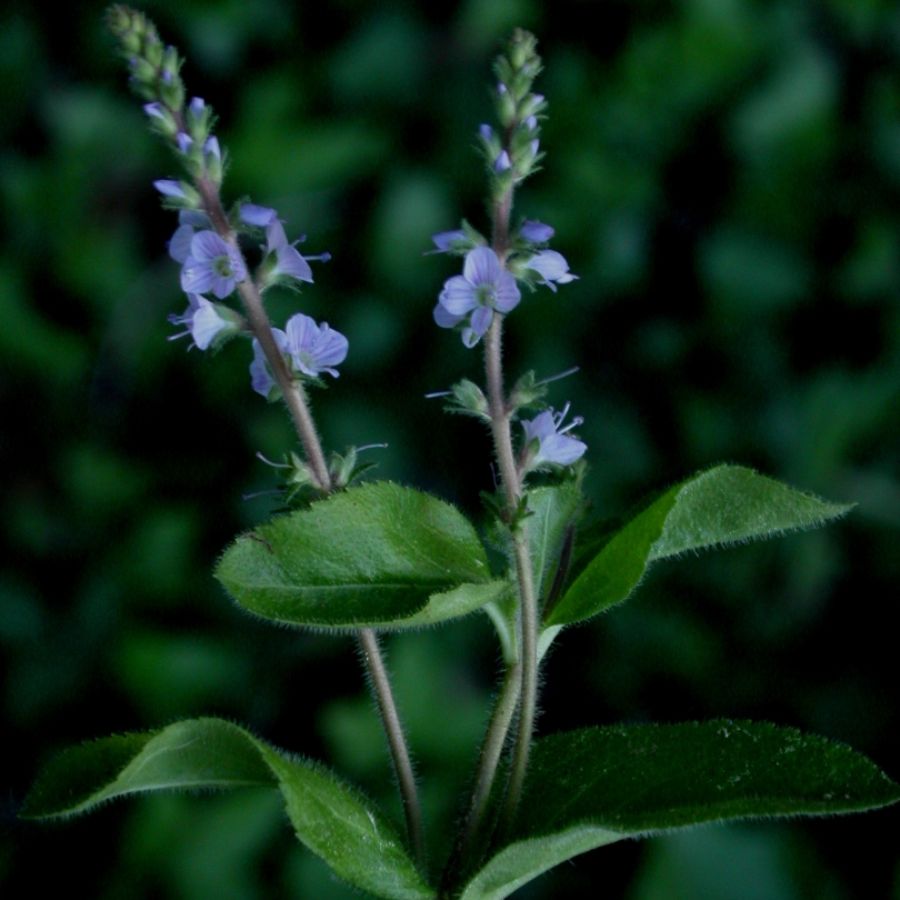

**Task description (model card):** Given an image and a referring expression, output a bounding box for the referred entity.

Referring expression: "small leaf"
[23,718,434,900]
[216,481,495,629]
[547,465,851,626]
[460,721,900,899]
[522,483,582,600]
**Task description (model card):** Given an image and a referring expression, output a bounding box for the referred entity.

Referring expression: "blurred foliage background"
[2,0,899,896]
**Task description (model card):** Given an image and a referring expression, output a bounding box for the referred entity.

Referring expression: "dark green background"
[3,0,898,897]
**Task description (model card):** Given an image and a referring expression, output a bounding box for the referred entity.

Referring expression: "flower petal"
[433,302,464,328]
[241,204,278,227]
[439,275,478,315]
[469,305,493,338]
[493,271,521,313]
[276,245,314,284]
[464,247,502,287]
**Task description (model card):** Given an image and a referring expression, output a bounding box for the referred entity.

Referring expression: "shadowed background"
[2,0,899,896]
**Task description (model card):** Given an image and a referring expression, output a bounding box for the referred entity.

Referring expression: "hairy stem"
[485,184,541,836]
[359,628,426,868]
[197,178,424,864]
[441,662,521,891]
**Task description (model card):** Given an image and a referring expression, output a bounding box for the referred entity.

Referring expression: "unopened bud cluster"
[483,28,546,193]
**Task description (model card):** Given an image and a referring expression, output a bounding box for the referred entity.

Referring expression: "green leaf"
[547,465,851,626]
[23,718,434,900]
[216,481,496,629]
[523,483,582,599]
[460,721,900,899]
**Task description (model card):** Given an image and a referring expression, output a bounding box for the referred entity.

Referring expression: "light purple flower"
[168,294,236,350]
[435,246,520,348]
[249,329,289,398]
[240,203,279,228]
[168,210,211,263]
[479,123,494,142]
[431,229,467,253]
[284,313,348,378]
[143,102,166,120]
[180,230,247,299]
[266,219,316,284]
[154,179,187,199]
[520,220,554,243]
[176,132,193,154]
[526,250,578,291]
[494,150,512,173]
[521,404,586,468]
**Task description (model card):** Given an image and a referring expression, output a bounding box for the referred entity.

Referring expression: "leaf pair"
[23,718,900,899]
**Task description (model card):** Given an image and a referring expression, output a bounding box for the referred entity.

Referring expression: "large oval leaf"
[217,481,498,629]
[460,720,900,899]
[22,718,434,900]
[547,465,852,626]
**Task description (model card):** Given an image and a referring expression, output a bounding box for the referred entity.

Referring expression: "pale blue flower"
[168,210,210,263]
[143,102,165,120]
[521,404,586,468]
[435,246,520,347]
[238,206,329,285]
[431,229,467,253]
[266,219,314,284]
[284,313,348,378]
[249,329,288,398]
[526,250,578,291]
[168,294,237,350]
[180,230,247,299]
[154,179,187,199]
[494,150,512,173]
[520,220,554,243]
[240,203,278,228]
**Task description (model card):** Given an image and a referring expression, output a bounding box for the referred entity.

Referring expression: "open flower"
[525,249,577,291]
[521,403,586,469]
[238,205,330,286]
[265,219,315,285]
[434,246,521,348]
[249,314,348,398]
[180,230,247,299]
[168,294,240,350]
[284,313,348,378]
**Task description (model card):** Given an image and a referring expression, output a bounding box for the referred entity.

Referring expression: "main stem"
[198,180,425,867]
[486,182,540,834]
[484,316,540,837]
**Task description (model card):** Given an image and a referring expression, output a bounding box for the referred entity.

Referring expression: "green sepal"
[547,465,853,627]
[444,378,490,422]
[459,721,900,900]
[216,481,499,629]
[23,718,434,900]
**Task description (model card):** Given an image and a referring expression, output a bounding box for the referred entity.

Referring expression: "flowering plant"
[21,8,899,899]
